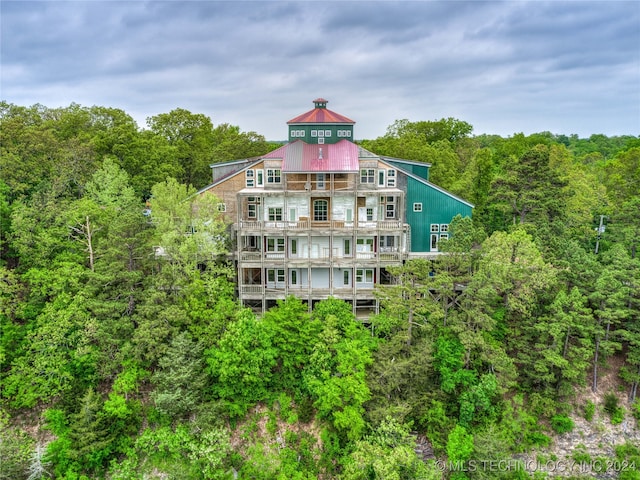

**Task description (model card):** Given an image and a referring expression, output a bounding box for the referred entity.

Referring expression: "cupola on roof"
[287,98,355,125]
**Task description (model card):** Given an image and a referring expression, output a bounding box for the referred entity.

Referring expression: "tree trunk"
[593,336,600,393]
[630,364,640,402]
[86,216,95,272]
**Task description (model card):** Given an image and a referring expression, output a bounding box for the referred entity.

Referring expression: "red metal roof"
[287,100,355,125]
[263,140,360,172]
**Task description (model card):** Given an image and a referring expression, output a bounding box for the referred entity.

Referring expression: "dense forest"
[0,101,639,479]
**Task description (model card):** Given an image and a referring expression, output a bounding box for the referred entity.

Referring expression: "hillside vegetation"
[1,102,639,479]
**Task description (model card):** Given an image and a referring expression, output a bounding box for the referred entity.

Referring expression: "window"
[356,269,374,283]
[317,130,324,137]
[431,234,439,250]
[431,224,440,233]
[267,238,285,252]
[291,270,298,285]
[314,199,328,221]
[366,208,374,221]
[357,238,374,252]
[290,239,298,255]
[379,236,395,249]
[440,224,449,232]
[217,203,226,212]
[256,169,264,187]
[378,170,385,186]
[440,233,449,242]
[267,269,285,283]
[318,138,325,144]
[343,270,350,285]
[311,130,318,137]
[380,196,396,219]
[267,169,281,184]
[316,173,325,190]
[387,169,396,187]
[246,169,254,187]
[413,203,422,212]
[344,239,351,256]
[325,130,331,137]
[268,207,283,221]
[360,169,375,184]
[247,196,260,219]
[386,205,395,218]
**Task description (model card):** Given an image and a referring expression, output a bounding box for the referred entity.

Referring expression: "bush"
[572,444,591,464]
[550,414,574,434]
[584,400,595,422]
[604,393,620,415]
[611,407,625,425]
[603,393,625,424]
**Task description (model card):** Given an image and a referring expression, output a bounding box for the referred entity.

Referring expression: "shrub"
[611,407,625,425]
[584,400,595,422]
[572,444,591,464]
[551,414,574,434]
[604,392,620,415]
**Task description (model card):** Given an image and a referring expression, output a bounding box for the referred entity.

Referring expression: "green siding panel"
[386,159,430,181]
[405,177,473,252]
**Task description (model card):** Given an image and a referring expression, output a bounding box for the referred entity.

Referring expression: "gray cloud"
[2,0,638,139]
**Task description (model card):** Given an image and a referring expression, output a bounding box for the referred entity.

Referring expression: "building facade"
[199,99,473,316]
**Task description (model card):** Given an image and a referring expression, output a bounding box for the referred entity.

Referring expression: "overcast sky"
[2,1,639,140]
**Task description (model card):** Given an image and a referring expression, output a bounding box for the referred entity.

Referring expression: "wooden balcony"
[237,220,406,233]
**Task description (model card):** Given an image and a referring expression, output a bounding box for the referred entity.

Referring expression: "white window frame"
[360,169,375,184]
[440,224,449,232]
[267,169,281,184]
[246,169,255,188]
[431,234,439,251]
[431,224,440,233]
[378,169,386,186]
[317,173,325,190]
[387,169,396,187]
[344,238,352,256]
[256,169,264,187]
[413,203,422,212]
[356,269,374,284]
[268,207,283,221]
[356,238,374,252]
[325,130,331,137]
[217,203,226,212]
[311,130,318,137]
[314,199,328,221]
[266,237,285,253]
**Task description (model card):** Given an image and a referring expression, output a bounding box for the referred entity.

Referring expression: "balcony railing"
[238,250,404,262]
[238,220,405,231]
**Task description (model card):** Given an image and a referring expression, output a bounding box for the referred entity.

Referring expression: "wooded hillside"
[1,102,639,479]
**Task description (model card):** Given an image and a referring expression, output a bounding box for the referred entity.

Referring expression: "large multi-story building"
[199,99,472,316]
